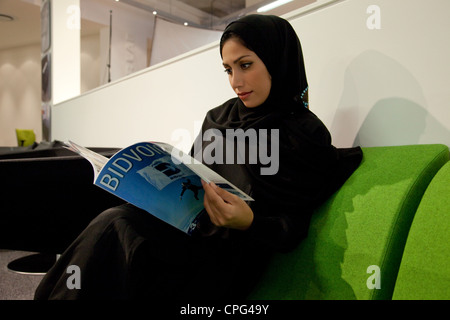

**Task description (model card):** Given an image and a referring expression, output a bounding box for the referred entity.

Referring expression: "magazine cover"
[65,141,253,235]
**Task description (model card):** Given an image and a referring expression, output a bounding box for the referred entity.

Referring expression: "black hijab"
[192,15,362,251]
[205,14,309,132]
[220,14,308,108]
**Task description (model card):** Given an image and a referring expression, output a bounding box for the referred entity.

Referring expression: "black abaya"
[35,203,264,299]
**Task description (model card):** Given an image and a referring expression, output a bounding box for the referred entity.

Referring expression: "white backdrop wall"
[150,17,222,66]
[52,0,450,151]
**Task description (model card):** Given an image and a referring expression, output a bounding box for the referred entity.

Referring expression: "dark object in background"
[0,141,125,254]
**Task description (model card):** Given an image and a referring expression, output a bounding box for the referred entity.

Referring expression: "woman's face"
[222,38,272,108]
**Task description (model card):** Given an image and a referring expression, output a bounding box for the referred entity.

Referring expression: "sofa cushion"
[248,144,449,300]
[0,148,125,253]
[392,161,450,300]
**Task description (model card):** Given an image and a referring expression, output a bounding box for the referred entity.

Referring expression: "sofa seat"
[248,144,449,300]
[0,147,125,254]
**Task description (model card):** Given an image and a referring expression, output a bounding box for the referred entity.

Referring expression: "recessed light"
[0,14,14,22]
[257,0,293,13]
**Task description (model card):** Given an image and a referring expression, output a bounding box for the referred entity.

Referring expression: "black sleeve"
[242,110,363,252]
[245,203,311,253]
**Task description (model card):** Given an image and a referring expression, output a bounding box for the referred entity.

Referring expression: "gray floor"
[0,250,45,300]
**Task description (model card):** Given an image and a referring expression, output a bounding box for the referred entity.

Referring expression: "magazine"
[64,140,253,235]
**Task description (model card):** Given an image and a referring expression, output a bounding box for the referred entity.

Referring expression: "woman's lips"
[237,91,252,100]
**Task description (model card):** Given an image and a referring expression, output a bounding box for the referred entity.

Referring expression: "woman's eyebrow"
[223,55,252,67]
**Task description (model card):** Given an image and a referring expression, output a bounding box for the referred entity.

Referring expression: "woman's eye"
[241,63,252,70]
[224,68,232,75]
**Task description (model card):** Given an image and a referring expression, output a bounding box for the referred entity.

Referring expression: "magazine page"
[64,140,110,178]
[94,142,206,234]
[154,142,254,201]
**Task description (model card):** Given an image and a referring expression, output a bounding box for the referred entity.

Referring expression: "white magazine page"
[154,142,254,201]
[64,140,109,179]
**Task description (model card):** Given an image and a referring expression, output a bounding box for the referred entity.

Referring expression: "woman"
[35,14,362,300]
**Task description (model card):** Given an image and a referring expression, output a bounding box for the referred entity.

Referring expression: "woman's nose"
[230,71,244,89]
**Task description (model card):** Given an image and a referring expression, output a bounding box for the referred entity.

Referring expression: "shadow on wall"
[330,50,450,148]
[354,97,450,147]
[354,97,426,147]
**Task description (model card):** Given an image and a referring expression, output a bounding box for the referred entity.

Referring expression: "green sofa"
[248,144,449,300]
[393,161,450,299]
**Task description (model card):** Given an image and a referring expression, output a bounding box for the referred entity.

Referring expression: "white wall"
[51,0,450,150]
[287,0,450,148]
[49,0,81,105]
[52,42,233,149]
[0,33,106,146]
[81,33,101,93]
[81,0,155,84]
[0,44,42,145]
[150,17,222,66]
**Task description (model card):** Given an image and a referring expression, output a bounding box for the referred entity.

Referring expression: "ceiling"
[0,0,105,50]
[0,0,313,51]
[120,0,313,29]
[180,0,246,17]
[0,0,42,50]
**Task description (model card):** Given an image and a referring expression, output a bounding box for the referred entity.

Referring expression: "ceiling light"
[153,11,157,15]
[184,22,188,26]
[0,14,14,22]
[257,0,293,13]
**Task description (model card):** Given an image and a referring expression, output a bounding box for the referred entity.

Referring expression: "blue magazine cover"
[64,141,253,235]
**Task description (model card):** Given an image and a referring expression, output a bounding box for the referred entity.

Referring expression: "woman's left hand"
[201,180,254,230]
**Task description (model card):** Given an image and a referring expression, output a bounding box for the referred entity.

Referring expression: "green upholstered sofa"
[392,161,450,300]
[248,144,449,300]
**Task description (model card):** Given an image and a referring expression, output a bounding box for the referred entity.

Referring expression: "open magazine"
[64,141,253,235]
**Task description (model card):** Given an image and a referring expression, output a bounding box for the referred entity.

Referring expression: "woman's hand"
[201,180,254,230]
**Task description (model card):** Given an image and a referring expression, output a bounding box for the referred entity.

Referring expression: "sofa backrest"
[392,161,450,300]
[249,144,449,300]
